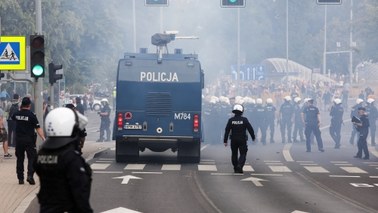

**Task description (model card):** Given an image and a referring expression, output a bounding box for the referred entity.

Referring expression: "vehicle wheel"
[115,140,139,163]
[177,140,200,163]
[93,104,101,111]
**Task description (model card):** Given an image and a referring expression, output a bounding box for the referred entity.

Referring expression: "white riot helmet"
[209,96,219,104]
[101,98,109,105]
[44,107,88,149]
[333,98,342,105]
[266,98,273,104]
[356,98,364,104]
[235,96,244,105]
[232,104,244,114]
[284,96,291,101]
[367,98,375,104]
[294,97,301,103]
[256,98,263,105]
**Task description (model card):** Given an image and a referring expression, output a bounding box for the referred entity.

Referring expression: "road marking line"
[300,163,318,166]
[124,164,146,170]
[368,164,378,167]
[266,162,283,165]
[99,158,114,161]
[334,164,353,166]
[269,166,292,172]
[370,149,378,158]
[250,173,283,177]
[329,175,360,178]
[131,172,162,174]
[264,160,281,163]
[201,144,209,151]
[210,173,243,176]
[340,167,367,174]
[91,163,111,170]
[93,171,123,174]
[363,161,378,164]
[370,176,378,178]
[283,143,294,162]
[297,161,314,163]
[198,165,217,171]
[304,166,330,173]
[161,164,181,171]
[200,159,215,162]
[96,160,114,163]
[243,165,254,172]
[331,161,349,164]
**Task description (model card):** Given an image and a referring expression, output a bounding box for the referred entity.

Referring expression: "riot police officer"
[224,104,255,173]
[265,98,276,143]
[97,98,111,142]
[279,96,294,143]
[329,98,344,149]
[255,98,267,145]
[366,98,377,146]
[292,97,305,143]
[203,96,219,144]
[12,97,45,185]
[35,107,93,212]
[302,98,324,152]
[353,107,370,160]
[349,98,364,145]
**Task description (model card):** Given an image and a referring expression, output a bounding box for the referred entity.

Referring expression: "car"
[92,99,102,111]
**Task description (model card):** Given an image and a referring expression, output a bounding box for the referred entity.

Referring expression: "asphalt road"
[26,106,378,213]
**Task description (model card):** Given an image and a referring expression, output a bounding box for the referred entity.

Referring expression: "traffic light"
[317,0,342,4]
[30,35,45,79]
[221,0,245,7]
[48,62,63,85]
[145,0,168,6]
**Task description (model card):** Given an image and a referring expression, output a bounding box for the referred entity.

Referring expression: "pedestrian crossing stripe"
[0,36,26,70]
[89,162,373,175]
[304,166,330,173]
[340,167,367,174]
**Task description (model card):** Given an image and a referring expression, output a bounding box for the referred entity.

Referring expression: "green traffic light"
[229,0,237,2]
[32,64,44,76]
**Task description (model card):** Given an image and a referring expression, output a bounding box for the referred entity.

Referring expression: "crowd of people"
[204,76,377,159]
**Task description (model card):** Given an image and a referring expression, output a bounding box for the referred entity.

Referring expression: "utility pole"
[349,0,353,83]
[322,5,328,76]
[237,8,241,95]
[35,0,44,145]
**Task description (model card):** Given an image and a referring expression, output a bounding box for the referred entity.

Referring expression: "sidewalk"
[0,141,113,213]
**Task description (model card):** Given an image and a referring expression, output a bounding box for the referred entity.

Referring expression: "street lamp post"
[286,0,289,75]
[322,5,327,76]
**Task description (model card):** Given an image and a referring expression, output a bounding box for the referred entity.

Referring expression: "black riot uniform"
[35,107,93,212]
[255,101,267,145]
[353,107,370,159]
[265,102,276,143]
[279,99,294,143]
[366,100,377,146]
[12,97,45,185]
[349,100,364,145]
[203,99,220,144]
[292,100,305,143]
[302,99,324,152]
[329,101,344,148]
[35,142,93,212]
[224,105,255,173]
[98,100,111,142]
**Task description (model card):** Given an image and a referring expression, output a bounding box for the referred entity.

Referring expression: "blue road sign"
[231,64,264,81]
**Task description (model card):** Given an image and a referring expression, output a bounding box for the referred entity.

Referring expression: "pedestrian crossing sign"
[0,36,26,71]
